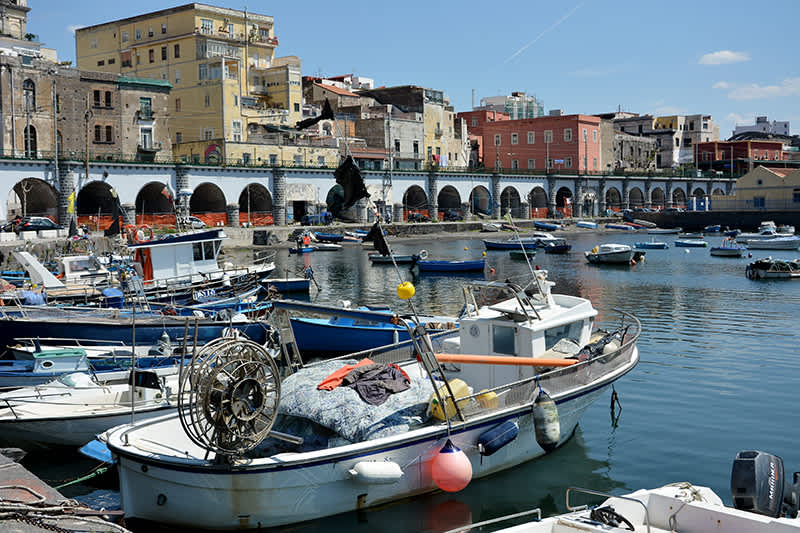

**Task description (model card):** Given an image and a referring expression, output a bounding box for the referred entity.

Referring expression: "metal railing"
[566,487,651,533]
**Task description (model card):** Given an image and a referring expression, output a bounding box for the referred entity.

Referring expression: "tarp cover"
[279,359,433,442]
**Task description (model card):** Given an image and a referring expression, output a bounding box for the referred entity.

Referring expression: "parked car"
[185,216,207,229]
[442,209,463,222]
[14,216,63,233]
[406,212,430,223]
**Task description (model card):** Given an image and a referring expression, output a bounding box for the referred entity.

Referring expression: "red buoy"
[431,439,472,492]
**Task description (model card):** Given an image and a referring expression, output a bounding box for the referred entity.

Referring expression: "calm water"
[28,231,800,532]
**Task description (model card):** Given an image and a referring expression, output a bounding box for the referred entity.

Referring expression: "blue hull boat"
[606,223,636,231]
[534,221,563,231]
[575,221,598,229]
[260,277,311,293]
[313,232,344,243]
[483,239,539,250]
[543,243,572,254]
[289,246,315,254]
[675,239,708,248]
[416,259,486,272]
[634,241,669,249]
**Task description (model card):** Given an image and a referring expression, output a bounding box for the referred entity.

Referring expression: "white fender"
[348,461,403,484]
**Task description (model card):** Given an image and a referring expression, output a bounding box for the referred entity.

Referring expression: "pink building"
[456,110,509,167]
[479,114,602,173]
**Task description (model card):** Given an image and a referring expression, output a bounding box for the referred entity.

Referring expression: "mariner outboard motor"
[731,450,800,518]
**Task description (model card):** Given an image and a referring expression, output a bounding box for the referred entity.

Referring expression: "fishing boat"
[675,239,708,248]
[575,221,598,229]
[415,258,486,273]
[710,238,746,257]
[484,232,561,250]
[634,239,668,250]
[744,236,800,250]
[313,232,345,243]
[313,243,342,252]
[534,220,563,231]
[585,244,643,264]
[281,301,458,355]
[677,232,703,239]
[647,227,682,235]
[0,370,180,450]
[259,277,311,293]
[542,239,572,254]
[96,273,641,529]
[605,224,636,231]
[704,224,722,233]
[509,249,537,260]
[485,450,800,533]
[368,253,418,264]
[746,257,800,280]
[288,246,315,254]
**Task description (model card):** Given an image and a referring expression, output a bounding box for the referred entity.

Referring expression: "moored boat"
[634,239,668,249]
[744,236,800,250]
[534,220,563,231]
[746,257,800,279]
[605,223,636,231]
[675,239,708,248]
[368,253,418,264]
[585,243,642,264]
[648,227,682,234]
[313,232,344,243]
[97,273,641,529]
[575,220,597,229]
[415,258,486,272]
[710,238,746,257]
[509,249,537,260]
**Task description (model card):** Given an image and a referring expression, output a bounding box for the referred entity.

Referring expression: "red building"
[477,114,602,173]
[694,140,788,175]
[456,110,509,167]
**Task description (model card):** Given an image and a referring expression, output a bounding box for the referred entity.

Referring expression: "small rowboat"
[415,259,486,272]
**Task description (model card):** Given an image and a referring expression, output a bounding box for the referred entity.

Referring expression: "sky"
[28,0,800,137]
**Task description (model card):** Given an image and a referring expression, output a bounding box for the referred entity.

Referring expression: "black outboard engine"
[731,450,800,518]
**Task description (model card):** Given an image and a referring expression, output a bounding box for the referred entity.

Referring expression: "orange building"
[695,139,787,175]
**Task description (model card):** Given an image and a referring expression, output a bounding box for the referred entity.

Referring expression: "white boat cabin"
[57,255,112,285]
[128,229,226,283]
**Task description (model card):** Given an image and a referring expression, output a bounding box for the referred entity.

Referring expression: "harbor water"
[26,230,800,532]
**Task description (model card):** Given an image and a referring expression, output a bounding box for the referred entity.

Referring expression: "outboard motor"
[731,450,800,518]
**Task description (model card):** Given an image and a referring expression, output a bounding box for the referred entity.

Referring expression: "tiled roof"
[314,82,360,98]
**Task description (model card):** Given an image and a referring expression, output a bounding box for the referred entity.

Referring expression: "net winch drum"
[731,450,800,518]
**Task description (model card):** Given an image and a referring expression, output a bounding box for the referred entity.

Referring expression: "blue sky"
[30,0,800,136]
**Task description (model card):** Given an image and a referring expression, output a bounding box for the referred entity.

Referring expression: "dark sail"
[362,222,390,256]
[295,98,334,130]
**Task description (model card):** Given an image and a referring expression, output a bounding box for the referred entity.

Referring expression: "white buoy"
[533,387,560,452]
[685,249,690,254]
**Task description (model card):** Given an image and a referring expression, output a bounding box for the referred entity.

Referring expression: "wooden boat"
[542,240,572,254]
[710,238,746,257]
[509,249,537,260]
[97,274,641,529]
[675,239,708,248]
[288,246,315,254]
[259,277,311,293]
[312,243,342,251]
[368,253,417,264]
[416,258,486,272]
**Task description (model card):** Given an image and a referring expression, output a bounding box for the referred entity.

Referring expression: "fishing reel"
[178,336,281,457]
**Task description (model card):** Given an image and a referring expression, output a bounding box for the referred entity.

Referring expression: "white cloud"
[728,77,800,100]
[67,24,82,34]
[712,81,730,89]
[699,50,750,65]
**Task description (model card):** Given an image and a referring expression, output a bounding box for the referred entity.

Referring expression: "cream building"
[74,3,335,166]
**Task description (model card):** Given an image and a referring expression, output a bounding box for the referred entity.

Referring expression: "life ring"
[418,249,429,260]
[133,224,154,243]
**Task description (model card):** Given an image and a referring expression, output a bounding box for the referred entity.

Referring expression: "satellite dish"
[178,335,281,457]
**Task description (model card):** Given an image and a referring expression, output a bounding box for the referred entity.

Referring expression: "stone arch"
[711,187,725,196]
[137,181,178,226]
[692,187,705,198]
[672,188,687,207]
[500,186,522,217]
[528,186,547,218]
[189,182,227,226]
[605,187,622,211]
[651,187,665,209]
[629,187,645,207]
[238,183,273,225]
[403,185,429,220]
[76,181,119,230]
[469,185,491,216]
[437,185,461,219]
[7,177,58,220]
[555,186,573,216]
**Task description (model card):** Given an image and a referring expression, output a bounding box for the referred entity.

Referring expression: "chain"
[5,511,74,533]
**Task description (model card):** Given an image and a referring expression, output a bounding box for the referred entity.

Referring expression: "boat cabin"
[128,229,227,282]
[57,255,112,285]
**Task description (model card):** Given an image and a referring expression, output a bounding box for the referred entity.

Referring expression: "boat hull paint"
[585,250,634,264]
[483,240,539,250]
[710,247,744,257]
[416,260,485,272]
[110,352,635,530]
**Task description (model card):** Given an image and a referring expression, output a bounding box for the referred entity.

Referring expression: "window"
[228,23,234,35]
[492,325,515,355]
[174,44,180,58]
[108,58,115,65]
[294,102,300,112]
[638,125,643,134]
[147,27,153,37]
[55,94,60,113]
[318,156,326,167]
[174,70,181,84]
[139,97,152,120]
[544,321,584,350]
[204,128,213,140]
[511,133,518,145]
[175,98,181,112]
[97,60,104,66]
[193,243,203,261]
[544,130,553,143]
[201,19,213,34]
[566,157,572,168]
[528,159,535,169]
[675,138,680,147]
[413,141,419,154]
[148,49,154,63]
[793,189,800,203]
[136,54,140,65]
[162,23,167,34]
[684,138,692,147]
[564,128,572,142]
[94,125,102,142]
[104,91,112,107]
[527,131,535,144]
[293,154,303,166]
[23,79,35,110]
[199,64,208,80]
[122,31,129,42]
[204,94,210,107]
[175,132,182,143]
[494,134,501,146]
[511,159,519,169]
[471,117,477,127]
[93,89,101,107]
[140,127,153,149]
[233,95,238,106]
[105,125,113,143]
[593,129,597,142]
[753,197,765,209]
[394,139,400,152]
[161,46,167,61]
[91,38,97,49]
[593,157,597,169]
[135,29,141,40]
[232,120,242,142]
[269,154,278,165]
[689,121,695,131]
[582,128,587,141]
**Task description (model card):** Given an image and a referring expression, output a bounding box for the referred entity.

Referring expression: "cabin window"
[203,241,214,259]
[193,243,203,261]
[492,325,516,355]
[544,321,584,350]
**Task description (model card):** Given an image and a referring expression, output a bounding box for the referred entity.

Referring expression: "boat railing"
[566,487,651,533]
[460,280,543,321]
[443,508,542,533]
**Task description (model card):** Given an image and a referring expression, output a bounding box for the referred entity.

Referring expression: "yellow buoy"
[463,247,469,251]
[482,251,486,257]
[397,281,415,300]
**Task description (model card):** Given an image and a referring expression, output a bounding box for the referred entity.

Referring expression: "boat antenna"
[504,213,546,298]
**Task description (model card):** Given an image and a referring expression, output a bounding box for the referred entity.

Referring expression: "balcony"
[434,128,443,137]
[137,142,162,162]
[137,110,154,121]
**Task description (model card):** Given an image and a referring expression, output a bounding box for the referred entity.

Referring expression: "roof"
[118,76,172,90]
[313,82,360,98]
[765,168,794,178]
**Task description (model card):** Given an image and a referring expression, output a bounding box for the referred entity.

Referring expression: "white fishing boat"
[744,235,800,250]
[585,244,642,264]
[746,257,800,279]
[710,238,746,257]
[0,370,180,450]
[482,450,800,533]
[97,273,641,530]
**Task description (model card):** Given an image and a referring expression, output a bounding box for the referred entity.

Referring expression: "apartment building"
[614,114,720,168]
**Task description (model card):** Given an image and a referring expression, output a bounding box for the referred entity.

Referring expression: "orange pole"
[435,353,577,367]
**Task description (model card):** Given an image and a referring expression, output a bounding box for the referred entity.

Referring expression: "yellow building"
[75,3,303,163]
[733,166,800,209]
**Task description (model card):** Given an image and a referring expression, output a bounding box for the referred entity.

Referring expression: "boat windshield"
[544,320,584,350]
